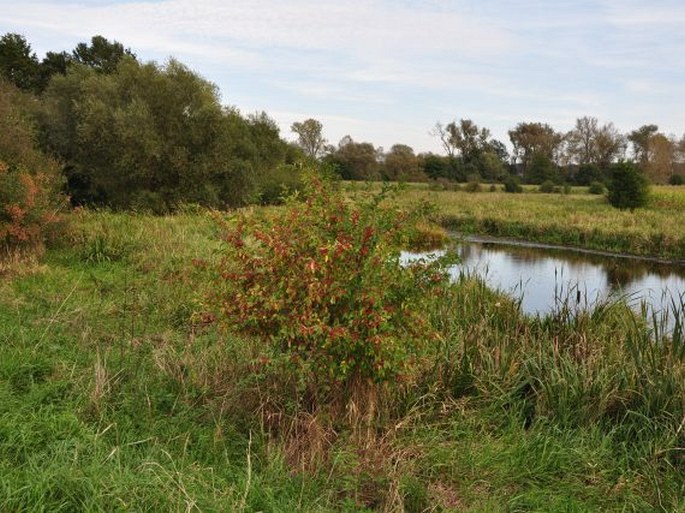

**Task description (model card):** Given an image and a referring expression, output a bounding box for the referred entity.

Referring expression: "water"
[405,236,685,322]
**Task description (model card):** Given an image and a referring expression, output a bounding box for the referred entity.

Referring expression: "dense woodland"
[2,31,685,216]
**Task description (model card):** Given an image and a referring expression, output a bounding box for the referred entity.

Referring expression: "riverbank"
[382,184,685,261]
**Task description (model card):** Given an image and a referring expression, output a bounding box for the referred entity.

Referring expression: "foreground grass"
[352,183,685,260]
[1,210,684,511]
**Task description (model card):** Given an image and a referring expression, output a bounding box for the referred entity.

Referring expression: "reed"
[1,207,684,511]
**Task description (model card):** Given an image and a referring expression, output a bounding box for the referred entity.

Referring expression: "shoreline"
[437,213,685,264]
[459,233,685,267]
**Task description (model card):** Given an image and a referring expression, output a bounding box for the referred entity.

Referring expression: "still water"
[408,236,685,322]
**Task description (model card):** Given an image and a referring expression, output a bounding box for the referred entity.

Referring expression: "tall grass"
[1,208,684,511]
[374,184,685,260]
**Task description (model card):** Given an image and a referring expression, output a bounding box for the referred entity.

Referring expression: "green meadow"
[1,196,684,511]
[382,184,685,261]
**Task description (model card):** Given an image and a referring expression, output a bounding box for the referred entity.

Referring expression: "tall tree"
[290,118,327,159]
[36,51,72,92]
[676,134,685,175]
[628,124,659,165]
[566,116,599,166]
[72,35,135,73]
[565,117,625,172]
[433,119,490,163]
[431,122,456,157]
[508,122,563,177]
[645,133,675,184]
[325,136,381,180]
[383,144,423,181]
[0,33,39,91]
[594,122,625,169]
[39,58,274,210]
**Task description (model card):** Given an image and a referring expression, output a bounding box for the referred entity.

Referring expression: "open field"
[368,184,685,260]
[1,207,684,511]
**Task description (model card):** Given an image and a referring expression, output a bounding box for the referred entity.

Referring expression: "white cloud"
[1,0,684,153]
[2,0,515,59]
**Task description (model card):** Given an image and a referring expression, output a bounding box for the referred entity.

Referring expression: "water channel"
[406,236,685,326]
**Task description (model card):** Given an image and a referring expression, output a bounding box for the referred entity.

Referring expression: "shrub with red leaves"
[214,173,452,398]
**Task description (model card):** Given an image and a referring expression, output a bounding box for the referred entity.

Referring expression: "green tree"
[574,163,603,186]
[324,136,381,181]
[39,58,272,211]
[383,144,424,181]
[607,162,649,210]
[502,174,523,193]
[433,119,490,163]
[526,153,559,184]
[476,151,507,181]
[290,118,327,159]
[628,124,658,165]
[0,33,39,91]
[72,35,135,73]
[35,51,72,92]
[509,122,563,176]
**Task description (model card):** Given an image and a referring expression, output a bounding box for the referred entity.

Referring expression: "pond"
[406,236,685,326]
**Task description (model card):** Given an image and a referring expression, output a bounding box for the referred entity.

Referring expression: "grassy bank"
[364,184,685,260]
[1,209,684,511]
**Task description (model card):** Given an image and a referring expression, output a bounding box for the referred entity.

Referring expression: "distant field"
[348,182,685,260]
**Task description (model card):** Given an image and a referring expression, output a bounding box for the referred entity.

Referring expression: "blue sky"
[2,0,684,154]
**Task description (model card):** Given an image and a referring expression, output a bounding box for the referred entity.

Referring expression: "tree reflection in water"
[449,238,685,321]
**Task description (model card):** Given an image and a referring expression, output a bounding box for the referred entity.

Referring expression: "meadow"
[356,183,685,261]
[1,183,684,511]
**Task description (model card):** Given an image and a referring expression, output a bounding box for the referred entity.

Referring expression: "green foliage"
[324,136,381,181]
[1,208,685,511]
[464,175,481,192]
[255,163,304,205]
[40,59,288,211]
[382,144,425,182]
[538,180,556,193]
[575,163,603,186]
[290,118,327,159]
[588,181,605,194]
[669,174,684,186]
[214,172,450,401]
[526,153,559,184]
[71,35,135,73]
[0,33,39,91]
[607,161,649,210]
[503,174,523,193]
[0,33,125,93]
[420,154,466,182]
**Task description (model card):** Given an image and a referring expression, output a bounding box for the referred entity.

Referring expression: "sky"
[2,0,685,154]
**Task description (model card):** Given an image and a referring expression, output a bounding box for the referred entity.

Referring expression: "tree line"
[291,116,685,187]
[2,31,684,221]
[0,32,302,214]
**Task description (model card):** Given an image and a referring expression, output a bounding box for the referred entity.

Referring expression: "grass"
[349,182,685,260]
[1,207,684,511]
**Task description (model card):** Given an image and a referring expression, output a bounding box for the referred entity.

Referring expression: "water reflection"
[408,239,685,322]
